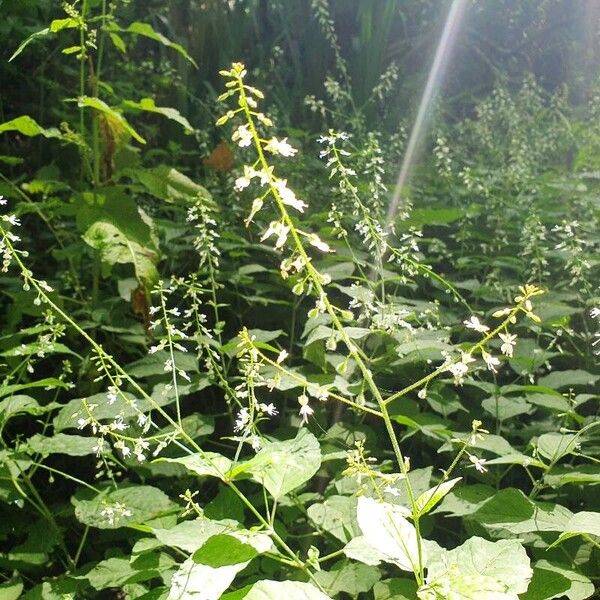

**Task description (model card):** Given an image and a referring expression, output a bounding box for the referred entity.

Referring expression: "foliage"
[0,1,599,599]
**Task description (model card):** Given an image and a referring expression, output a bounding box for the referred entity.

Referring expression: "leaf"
[220,580,332,600]
[130,165,212,205]
[0,395,55,425]
[25,433,99,457]
[470,488,572,534]
[481,396,531,421]
[538,370,599,389]
[313,562,380,596]
[193,531,271,565]
[117,22,197,67]
[343,535,386,566]
[123,98,193,132]
[356,496,421,573]
[83,220,159,285]
[434,484,496,517]
[372,579,418,600]
[0,378,68,399]
[167,531,271,600]
[0,116,61,138]
[153,517,241,553]
[553,511,600,546]
[307,495,360,543]
[521,561,594,600]
[159,451,232,480]
[86,555,174,590]
[76,96,146,144]
[536,432,579,462]
[232,429,322,500]
[422,537,532,599]
[73,485,176,529]
[9,17,79,62]
[0,578,23,600]
[415,477,461,516]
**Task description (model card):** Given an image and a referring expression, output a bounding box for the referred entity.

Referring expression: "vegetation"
[0,1,599,599]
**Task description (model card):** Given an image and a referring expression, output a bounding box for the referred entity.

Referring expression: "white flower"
[232,124,252,147]
[0,196,6,205]
[106,386,118,405]
[309,235,331,252]
[276,349,288,364]
[298,393,313,425]
[448,352,475,385]
[260,403,278,416]
[250,435,262,451]
[261,221,290,249]
[417,388,427,400]
[235,407,250,432]
[464,315,489,333]
[2,214,21,227]
[273,179,307,212]
[590,308,600,319]
[498,332,517,357]
[481,349,500,373]
[469,454,488,473]
[235,166,258,192]
[264,137,297,157]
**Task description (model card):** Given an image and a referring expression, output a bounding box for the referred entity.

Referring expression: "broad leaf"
[123,98,193,132]
[415,477,461,516]
[221,580,332,600]
[307,495,359,543]
[73,485,176,529]
[232,429,321,500]
[0,116,61,138]
[421,537,532,599]
[356,496,422,573]
[76,96,146,143]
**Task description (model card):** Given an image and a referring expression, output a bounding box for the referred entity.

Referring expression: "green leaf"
[73,485,176,529]
[76,96,146,143]
[470,488,572,534]
[307,495,360,543]
[129,165,212,205]
[83,220,158,285]
[522,561,594,600]
[536,432,579,462]
[415,477,461,516]
[7,17,79,62]
[422,537,532,599]
[434,484,496,517]
[0,578,23,600]
[0,395,55,426]
[313,562,380,596]
[373,579,418,600]
[168,536,269,600]
[153,517,241,553]
[538,370,599,389]
[159,451,232,480]
[0,378,68,399]
[86,555,174,590]
[0,116,61,138]
[232,429,321,500]
[221,580,332,600]
[356,496,421,572]
[192,534,271,569]
[25,433,98,457]
[117,22,197,67]
[344,535,385,566]
[481,396,531,421]
[553,511,600,546]
[123,98,193,132]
